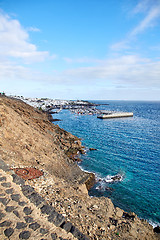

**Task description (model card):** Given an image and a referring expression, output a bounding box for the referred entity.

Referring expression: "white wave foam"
[97,173,124,184]
[94,173,124,192]
[78,164,124,191]
[148,219,160,228]
[78,164,95,175]
[105,173,123,183]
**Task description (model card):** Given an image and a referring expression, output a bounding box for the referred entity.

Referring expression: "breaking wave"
[97,173,124,183]
[95,172,125,192]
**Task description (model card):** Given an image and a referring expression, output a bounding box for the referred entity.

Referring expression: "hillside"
[0,96,94,188]
[0,95,159,240]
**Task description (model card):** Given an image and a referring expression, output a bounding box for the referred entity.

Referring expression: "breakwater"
[97,112,133,119]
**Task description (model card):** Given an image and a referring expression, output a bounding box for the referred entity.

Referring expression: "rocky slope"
[0,95,159,240]
[0,96,93,188]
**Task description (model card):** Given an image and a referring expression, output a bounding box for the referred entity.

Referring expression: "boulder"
[154,226,160,233]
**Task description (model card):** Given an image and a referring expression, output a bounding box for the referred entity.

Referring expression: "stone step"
[0,159,89,240]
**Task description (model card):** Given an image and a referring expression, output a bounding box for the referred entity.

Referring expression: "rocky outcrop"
[84,173,96,190]
[29,169,159,240]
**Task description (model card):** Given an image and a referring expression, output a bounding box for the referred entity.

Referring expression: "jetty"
[97,112,133,119]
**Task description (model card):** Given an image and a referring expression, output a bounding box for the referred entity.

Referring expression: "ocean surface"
[54,101,160,226]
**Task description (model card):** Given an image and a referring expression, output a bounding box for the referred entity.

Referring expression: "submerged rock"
[50,119,61,122]
[111,174,122,182]
[154,226,160,233]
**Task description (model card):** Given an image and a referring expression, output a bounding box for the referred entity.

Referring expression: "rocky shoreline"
[0,95,159,239]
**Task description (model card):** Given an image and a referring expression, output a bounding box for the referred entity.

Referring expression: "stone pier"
[97,112,133,119]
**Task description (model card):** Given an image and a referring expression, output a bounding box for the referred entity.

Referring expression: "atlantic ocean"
[55,100,160,226]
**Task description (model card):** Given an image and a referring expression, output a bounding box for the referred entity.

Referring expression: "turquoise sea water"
[54,101,160,226]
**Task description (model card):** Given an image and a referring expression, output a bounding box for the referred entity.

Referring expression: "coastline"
[0,95,159,239]
[8,95,160,227]
[78,163,159,228]
[55,99,160,228]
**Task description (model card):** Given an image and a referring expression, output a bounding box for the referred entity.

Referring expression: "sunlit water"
[54,101,160,226]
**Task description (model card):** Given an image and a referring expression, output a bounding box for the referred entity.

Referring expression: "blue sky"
[0,0,160,100]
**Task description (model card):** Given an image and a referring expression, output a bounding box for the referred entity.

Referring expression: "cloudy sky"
[0,0,160,100]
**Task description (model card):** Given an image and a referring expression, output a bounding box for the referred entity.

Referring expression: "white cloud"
[132,0,151,14]
[62,55,160,88]
[111,0,160,51]
[110,40,130,51]
[150,44,160,51]
[0,12,49,63]
[63,57,73,63]
[0,60,38,81]
[0,8,159,100]
[2,54,158,89]
[1,54,160,99]
[27,27,41,32]
[63,57,102,64]
[130,5,160,36]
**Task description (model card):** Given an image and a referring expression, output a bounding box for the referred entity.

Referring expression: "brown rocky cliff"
[0,96,93,186]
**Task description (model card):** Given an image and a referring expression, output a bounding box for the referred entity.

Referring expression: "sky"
[0,0,160,100]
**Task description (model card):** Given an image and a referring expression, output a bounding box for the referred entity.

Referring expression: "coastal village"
[0,95,159,239]
[10,95,133,119]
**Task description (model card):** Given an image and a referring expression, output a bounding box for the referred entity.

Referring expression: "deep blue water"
[54,101,160,226]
